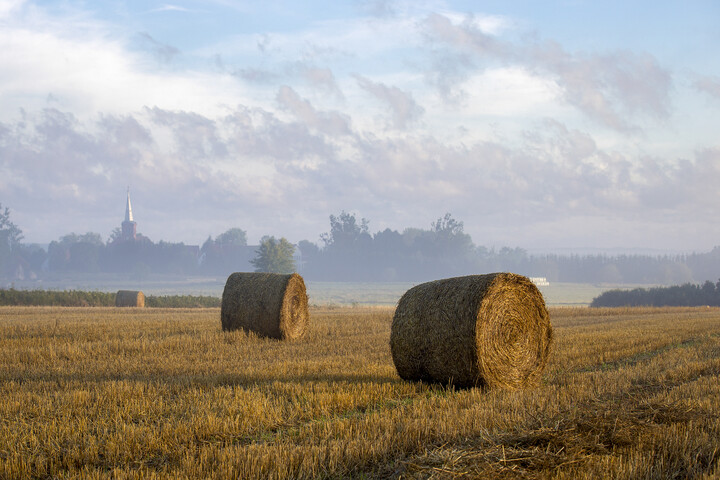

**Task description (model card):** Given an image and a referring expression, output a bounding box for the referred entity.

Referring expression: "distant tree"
[398,213,476,278]
[373,228,403,254]
[431,212,463,236]
[430,213,474,257]
[107,227,122,244]
[201,235,214,252]
[0,204,23,276]
[47,240,70,272]
[200,229,250,275]
[590,280,720,307]
[251,236,296,273]
[320,211,370,251]
[215,228,248,247]
[69,241,101,272]
[0,204,23,247]
[297,240,319,259]
[295,240,320,275]
[316,211,374,279]
[13,243,47,274]
[48,232,104,272]
[78,232,104,246]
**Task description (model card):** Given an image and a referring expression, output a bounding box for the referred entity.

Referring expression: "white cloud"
[150,4,192,13]
[527,43,672,131]
[0,8,258,122]
[2,100,719,249]
[695,75,720,101]
[134,32,181,63]
[275,86,352,136]
[354,75,425,129]
[461,66,562,116]
[0,0,25,17]
[421,12,673,132]
[0,1,718,251]
[437,11,514,37]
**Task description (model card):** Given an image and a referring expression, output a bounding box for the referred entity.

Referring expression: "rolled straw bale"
[390,273,552,389]
[115,290,145,308]
[221,272,309,340]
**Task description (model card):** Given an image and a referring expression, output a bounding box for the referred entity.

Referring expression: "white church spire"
[125,187,134,223]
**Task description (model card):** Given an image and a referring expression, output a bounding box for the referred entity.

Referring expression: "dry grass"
[0,305,719,479]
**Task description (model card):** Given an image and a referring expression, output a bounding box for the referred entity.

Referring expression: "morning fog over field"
[1,0,720,293]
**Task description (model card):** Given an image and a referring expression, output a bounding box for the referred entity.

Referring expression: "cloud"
[527,43,672,132]
[354,75,424,129]
[150,4,192,13]
[147,107,229,159]
[421,13,672,132]
[134,32,181,63]
[0,0,25,18]
[694,75,720,101]
[423,49,474,104]
[295,64,343,97]
[1,101,719,250]
[234,67,279,84]
[357,0,398,18]
[276,86,351,136]
[256,34,271,53]
[0,2,717,251]
[0,6,257,121]
[421,13,508,58]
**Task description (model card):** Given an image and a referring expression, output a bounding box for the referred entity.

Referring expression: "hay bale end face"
[115,290,145,308]
[221,272,309,340]
[390,273,552,389]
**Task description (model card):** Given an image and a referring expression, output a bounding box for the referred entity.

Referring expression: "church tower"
[121,187,137,241]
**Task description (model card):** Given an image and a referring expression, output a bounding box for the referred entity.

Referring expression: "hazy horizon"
[2,1,719,252]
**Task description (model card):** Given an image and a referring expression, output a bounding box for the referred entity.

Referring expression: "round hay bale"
[115,290,145,308]
[221,272,309,340]
[390,273,552,389]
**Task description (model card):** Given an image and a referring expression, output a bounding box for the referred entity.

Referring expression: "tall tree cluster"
[591,280,720,307]
[2,203,720,285]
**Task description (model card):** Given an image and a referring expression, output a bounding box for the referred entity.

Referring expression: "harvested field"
[0,305,719,478]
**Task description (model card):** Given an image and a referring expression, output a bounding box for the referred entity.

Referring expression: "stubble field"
[1,305,719,479]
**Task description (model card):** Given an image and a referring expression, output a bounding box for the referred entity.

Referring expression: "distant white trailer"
[530,277,550,286]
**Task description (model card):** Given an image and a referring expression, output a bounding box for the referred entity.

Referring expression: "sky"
[1,0,719,253]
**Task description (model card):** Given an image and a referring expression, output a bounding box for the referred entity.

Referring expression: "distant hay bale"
[115,290,145,308]
[390,273,552,389]
[221,272,309,340]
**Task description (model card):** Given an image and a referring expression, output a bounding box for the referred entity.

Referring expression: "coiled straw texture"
[390,273,552,389]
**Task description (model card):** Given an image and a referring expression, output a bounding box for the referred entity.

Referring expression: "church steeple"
[121,187,137,241]
[125,187,134,222]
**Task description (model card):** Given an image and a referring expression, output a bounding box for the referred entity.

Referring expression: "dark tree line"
[300,212,479,281]
[0,288,220,307]
[2,202,720,285]
[591,280,720,307]
[46,233,202,277]
[298,212,720,284]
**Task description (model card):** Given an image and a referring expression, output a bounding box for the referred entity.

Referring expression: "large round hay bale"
[390,273,552,389]
[115,290,145,308]
[221,272,309,340]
